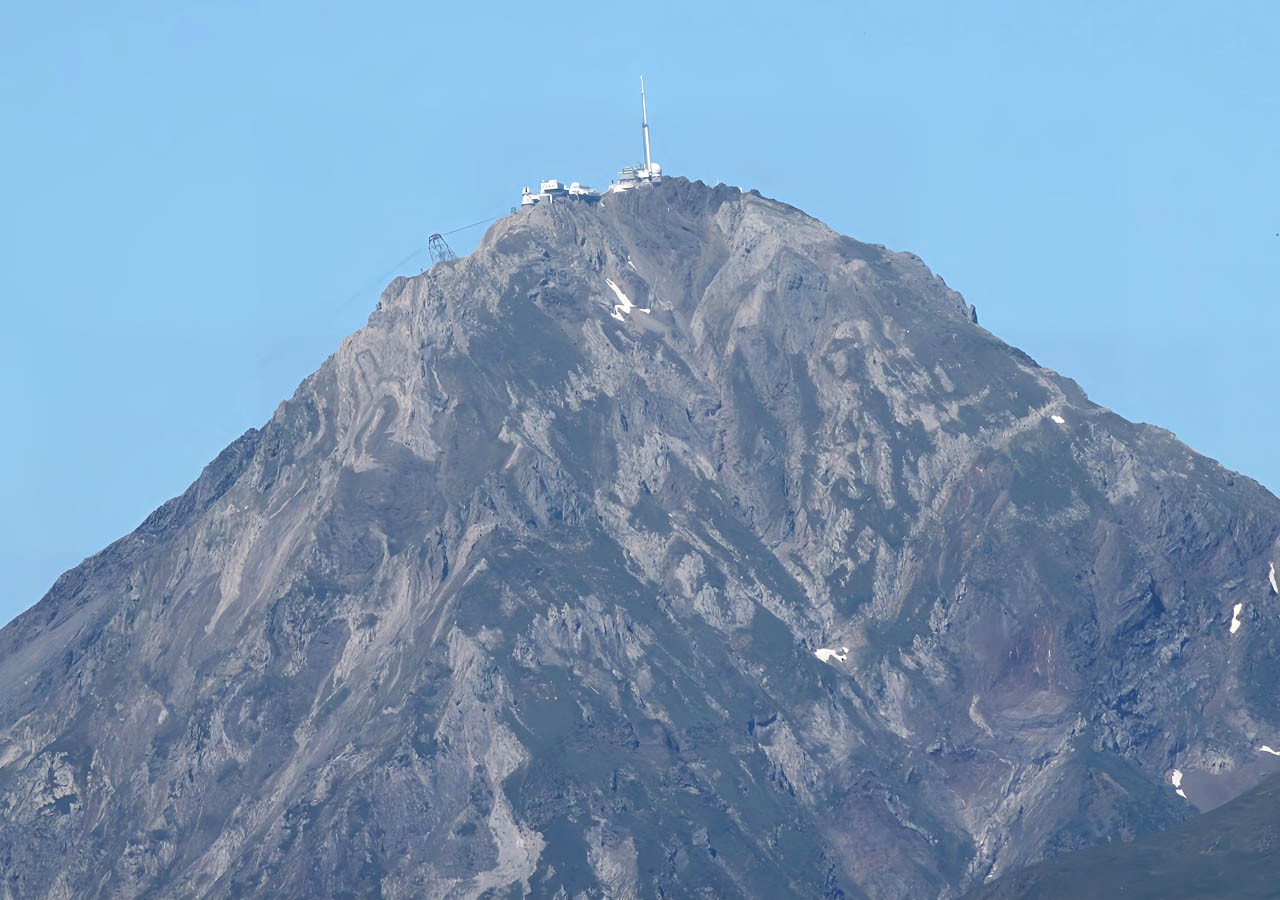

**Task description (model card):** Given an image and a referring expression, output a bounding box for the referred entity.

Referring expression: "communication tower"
[609,77,662,192]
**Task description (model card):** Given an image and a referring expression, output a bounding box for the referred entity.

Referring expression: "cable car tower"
[428,233,457,264]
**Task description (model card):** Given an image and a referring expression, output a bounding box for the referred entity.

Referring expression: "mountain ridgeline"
[2,178,1279,898]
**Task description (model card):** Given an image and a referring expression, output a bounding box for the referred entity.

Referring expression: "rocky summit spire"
[2,178,1279,898]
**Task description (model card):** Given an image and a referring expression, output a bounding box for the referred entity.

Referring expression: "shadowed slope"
[965,774,1280,899]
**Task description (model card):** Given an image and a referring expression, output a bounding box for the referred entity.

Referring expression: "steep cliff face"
[2,178,1279,898]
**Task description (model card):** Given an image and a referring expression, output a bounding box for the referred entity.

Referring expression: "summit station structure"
[520,78,663,207]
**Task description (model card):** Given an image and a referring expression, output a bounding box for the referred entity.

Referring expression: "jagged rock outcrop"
[2,178,1279,898]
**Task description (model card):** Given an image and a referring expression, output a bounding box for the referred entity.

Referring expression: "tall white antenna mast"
[641,76,653,171]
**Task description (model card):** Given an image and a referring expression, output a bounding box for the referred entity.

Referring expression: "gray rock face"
[2,178,1279,898]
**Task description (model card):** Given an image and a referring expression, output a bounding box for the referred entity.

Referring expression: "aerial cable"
[334,211,504,309]
[336,245,430,309]
[438,213,504,237]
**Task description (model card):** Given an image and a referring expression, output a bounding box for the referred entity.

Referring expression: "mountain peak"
[2,179,1279,898]
[378,176,973,364]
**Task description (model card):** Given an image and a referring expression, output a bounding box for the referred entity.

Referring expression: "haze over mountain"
[2,178,1278,898]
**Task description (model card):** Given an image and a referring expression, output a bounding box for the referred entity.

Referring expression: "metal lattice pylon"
[428,233,457,264]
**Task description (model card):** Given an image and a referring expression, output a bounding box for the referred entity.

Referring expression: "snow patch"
[1259,745,1280,756]
[815,646,849,663]
[1231,602,1244,635]
[605,278,649,321]
[1269,562,1277,596]
[1050,414,1066,425]
[1171,769,1187,799]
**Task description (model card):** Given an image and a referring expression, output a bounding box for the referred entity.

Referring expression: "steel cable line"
[335,212,504,309]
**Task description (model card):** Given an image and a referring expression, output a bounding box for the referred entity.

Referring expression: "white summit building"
[520,180,599,207]
[519,78,662,207]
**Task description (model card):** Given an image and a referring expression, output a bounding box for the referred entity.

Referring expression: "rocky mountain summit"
[3,178,1280,898]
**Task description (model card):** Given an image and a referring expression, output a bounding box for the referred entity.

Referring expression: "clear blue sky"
[2,1,1277,627]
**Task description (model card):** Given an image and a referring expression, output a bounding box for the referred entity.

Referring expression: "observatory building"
[520,180,599,207]
[519,78,662,207]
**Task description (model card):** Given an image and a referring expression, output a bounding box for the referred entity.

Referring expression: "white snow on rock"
[1270,562,1278,596]
[1171,769,1187,799]
[815,646,849,663]
[1231,602,1244,635]
[1050,414,1066,425]
[1259,746,1280,756]
[605,278,649,321]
